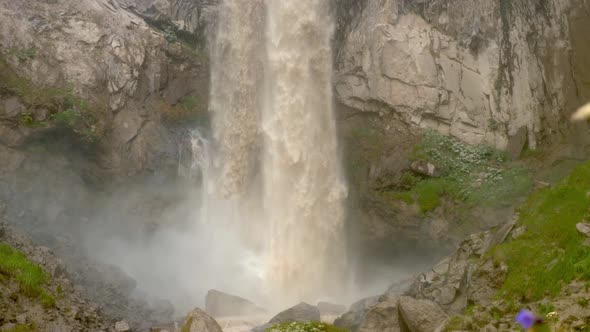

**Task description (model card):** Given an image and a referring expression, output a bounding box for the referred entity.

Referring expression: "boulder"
[317,302,347,315]
[205,289,266,317]
[410,160,440,177]
[181,308,223,332]
[1,97,23,118]
[268,302,320,324]
[114,321,130,332]
[334,310,367,332]
[356,297,401,332]
[398,296,448,332]
[576,222,590,237]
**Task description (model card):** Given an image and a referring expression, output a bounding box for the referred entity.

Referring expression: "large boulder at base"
[182,308,223,332]
[268,302,321,324]
[398,296,448,332]
[205,289,266,317]
[356,297,401,332]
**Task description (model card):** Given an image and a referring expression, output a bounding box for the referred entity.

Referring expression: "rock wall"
[335,0,590,157]
[0,0,210,179]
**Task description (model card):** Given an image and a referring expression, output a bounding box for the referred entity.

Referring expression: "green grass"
[383,130,533,213]
[3,324,36,332]
[490,161,590,302]
[265,322,346,332]
[0,243,55,308]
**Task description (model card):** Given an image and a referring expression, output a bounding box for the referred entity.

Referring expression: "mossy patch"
[490,160,590,302]
[381,130,533,213]
[0,243,55,308]
[161,95,209,127]
[0,55,106,142]
[265,322,346,332]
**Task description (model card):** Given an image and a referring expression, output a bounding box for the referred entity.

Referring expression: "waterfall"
[262,0,347,302]
[203,0,347,305]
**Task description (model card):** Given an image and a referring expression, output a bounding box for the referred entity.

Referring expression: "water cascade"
[202,0,347,305]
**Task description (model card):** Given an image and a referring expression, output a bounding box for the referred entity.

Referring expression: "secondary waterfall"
[204,0,347,304]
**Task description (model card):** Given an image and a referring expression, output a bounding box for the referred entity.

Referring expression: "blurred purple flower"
[515,309,535,330]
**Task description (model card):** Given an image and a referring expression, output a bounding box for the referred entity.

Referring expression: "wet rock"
[317,302,347,315]
[334,310,366,332]
[181,308,223,332]
[114,321,130,332]
[398,296,448,332]
[268,302,320,324]
[205,289,266,318]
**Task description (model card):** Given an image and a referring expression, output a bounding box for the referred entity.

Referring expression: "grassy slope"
[490,160,590,302]
[0,243,55,308]
[380,130,533,214]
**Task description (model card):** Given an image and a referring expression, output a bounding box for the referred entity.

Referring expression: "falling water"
[262,1,347,302]
[204,0,347,305]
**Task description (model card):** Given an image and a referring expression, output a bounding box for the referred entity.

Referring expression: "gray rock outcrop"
[398,296,448,332]
[336,0,590,156]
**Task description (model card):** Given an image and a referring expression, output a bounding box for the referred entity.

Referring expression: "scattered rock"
[398,296,448,332]
[16,314,26,324]
[356,297,401,332]
[511,226,526,239]
[268,302,320,325]
[576,222,590,237]
[2,97,23,118]
[182,308,223,332]
[410,160,440,177]
[317,302,347,315]
[584,239,590,247]
[114,321,130,332]
[205,289,266,318]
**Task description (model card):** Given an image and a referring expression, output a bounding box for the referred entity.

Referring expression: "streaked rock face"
[335,0,590,156]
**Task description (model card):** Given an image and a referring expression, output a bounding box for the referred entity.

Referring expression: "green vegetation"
[8,47,37,63]
[265,322,346,332]
[3,324,36,332]
[0,243,55,308]
[0,55,105,141]
[490,161,590,302]
[181,316,193,332]
[161,95,208,126]
[381,130,533,213]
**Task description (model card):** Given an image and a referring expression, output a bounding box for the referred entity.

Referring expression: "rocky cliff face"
[335,0,590,157]
[0,0,210,180]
